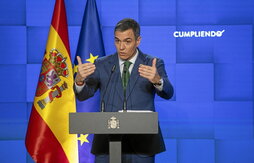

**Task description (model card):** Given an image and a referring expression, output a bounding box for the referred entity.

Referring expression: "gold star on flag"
[73,65,78,74]
[77,134,89,146]
[86,53,98,63]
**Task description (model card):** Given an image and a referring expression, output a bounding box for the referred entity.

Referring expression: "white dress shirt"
[119,50,138,75]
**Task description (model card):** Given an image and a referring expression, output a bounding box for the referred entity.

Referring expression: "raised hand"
[75,56,96,85]
[138,58,161,84]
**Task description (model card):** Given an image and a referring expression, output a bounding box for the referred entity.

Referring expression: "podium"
[69,112,158,163]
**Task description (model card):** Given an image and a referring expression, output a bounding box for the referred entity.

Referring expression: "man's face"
[114,29,141,60]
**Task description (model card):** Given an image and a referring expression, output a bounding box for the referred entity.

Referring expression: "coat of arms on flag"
[36,49,69,109]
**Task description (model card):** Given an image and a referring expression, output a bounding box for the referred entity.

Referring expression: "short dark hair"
[114,18,140,39]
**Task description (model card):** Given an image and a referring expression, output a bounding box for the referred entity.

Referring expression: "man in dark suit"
[75,18,174,163]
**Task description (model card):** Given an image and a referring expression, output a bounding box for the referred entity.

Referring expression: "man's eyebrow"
[114,37,132,41]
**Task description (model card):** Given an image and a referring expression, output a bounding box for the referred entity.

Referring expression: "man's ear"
[136,36,141,46]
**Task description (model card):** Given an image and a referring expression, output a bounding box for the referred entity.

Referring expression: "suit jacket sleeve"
[155,58,174,99]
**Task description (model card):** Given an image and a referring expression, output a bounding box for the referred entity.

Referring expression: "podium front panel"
[69,112,158,134]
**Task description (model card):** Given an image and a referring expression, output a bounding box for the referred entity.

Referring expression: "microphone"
[122,70,141,112]
[101,65,116,112]
[123,99,127,112]
[123,66,128,112]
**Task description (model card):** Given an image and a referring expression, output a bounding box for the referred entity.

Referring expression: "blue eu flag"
[74,0,105,162]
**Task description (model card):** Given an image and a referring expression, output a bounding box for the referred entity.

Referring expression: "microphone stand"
[101,65,116,112]
[123,66,127,112]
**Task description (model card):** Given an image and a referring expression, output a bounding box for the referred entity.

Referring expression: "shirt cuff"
[75,82,85,93]
[154,78,163,91]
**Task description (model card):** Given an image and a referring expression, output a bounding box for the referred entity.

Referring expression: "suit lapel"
[109,54,125,101]
[126,52,147,99]
[110,51,148,102]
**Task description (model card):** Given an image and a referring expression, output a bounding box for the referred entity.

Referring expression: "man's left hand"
[138,58,161,84]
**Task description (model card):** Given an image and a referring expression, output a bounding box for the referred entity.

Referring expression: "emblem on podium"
[108,116,120,129]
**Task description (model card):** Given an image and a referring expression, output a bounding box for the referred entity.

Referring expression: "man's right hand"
[75,56,96,85]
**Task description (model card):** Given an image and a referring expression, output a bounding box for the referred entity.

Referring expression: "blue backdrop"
[0,0,253,162]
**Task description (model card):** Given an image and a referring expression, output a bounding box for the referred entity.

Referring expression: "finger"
[87,66,96,72]
[79,68,95,78]
[139,68,153,76]
[77,56,83,65]
[84,65,96,73]
[84,67,96,76]
[139,67,155,74]
[85,64,96,71]
[139,66,154,73]
[79,63,94,70]
[139,72,152,80]
[139,72,150,77]
[139,64,151,68]
[138,68,148,74]
[79,67,95,78]
[139,65,153,71]
[152,58,157,68]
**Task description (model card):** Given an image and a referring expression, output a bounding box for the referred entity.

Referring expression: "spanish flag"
[25,0,78,162]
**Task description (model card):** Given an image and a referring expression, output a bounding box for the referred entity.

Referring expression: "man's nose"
[120,42,125,50]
